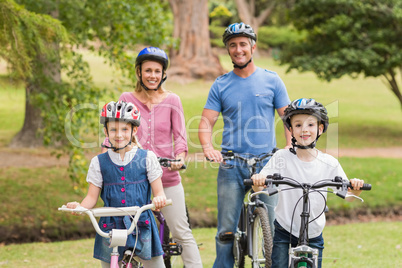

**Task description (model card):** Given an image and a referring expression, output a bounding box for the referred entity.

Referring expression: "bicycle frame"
[156,157,187,268]
[220,150,277,268]
[59,200,172,268]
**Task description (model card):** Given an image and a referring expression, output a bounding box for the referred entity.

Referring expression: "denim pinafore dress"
[93,149,163,263]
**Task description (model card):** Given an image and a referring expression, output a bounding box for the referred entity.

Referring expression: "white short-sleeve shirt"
[86,147,163,188]
[259,149,348,238]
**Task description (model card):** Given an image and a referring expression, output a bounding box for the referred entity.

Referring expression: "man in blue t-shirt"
[198,22,291,268]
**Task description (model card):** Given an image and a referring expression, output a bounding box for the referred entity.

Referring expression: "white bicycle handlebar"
[59,199,172,239]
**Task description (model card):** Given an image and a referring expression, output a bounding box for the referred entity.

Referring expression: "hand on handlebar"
[66,201,82,215]
[251,174,267,191]
[152,195,167,211]
[348,178,364,191]
[169,157,185,171]
[204,148,223,163]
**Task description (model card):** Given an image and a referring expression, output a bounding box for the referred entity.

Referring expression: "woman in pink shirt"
[102,47,202,267]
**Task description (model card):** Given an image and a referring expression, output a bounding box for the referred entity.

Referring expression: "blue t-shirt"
[204,67,290,155]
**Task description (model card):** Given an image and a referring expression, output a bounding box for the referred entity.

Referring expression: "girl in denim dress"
[66,101,167,268]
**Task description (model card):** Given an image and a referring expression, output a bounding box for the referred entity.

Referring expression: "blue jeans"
[271,220,324,268]
[213,159,278,268]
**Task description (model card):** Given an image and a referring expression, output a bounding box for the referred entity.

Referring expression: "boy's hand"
[349,178,364,191]
[251,174,267,187]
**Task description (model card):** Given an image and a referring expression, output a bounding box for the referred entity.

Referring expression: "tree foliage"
[0,0,67,79]
[280,0,402,108]
[3,0,173,190]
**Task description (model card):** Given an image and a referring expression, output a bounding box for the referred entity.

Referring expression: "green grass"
[0,223,401,267]
[1,156,398,240]
[0,76,24,146]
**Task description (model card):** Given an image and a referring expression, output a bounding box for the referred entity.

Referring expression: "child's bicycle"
[244,173,372,268]
[59,200,172,268]
[209,149,277,268]
[156,157,189,268]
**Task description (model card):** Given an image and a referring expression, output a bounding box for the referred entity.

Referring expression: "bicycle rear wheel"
[252,207,272,268]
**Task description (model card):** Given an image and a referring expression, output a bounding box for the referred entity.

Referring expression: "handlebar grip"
[348,183,372,190]
[166,199,173,206]
[244,179,254,186]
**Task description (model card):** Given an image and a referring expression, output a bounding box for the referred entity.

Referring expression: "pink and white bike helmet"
[100,101,141,127]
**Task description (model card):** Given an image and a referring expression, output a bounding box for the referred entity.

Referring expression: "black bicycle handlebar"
[207,148,278,163]
[244,174,371,199]
[158,157,186,170]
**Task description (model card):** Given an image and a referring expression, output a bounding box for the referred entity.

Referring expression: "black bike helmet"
[283,98,329,133]
[135,46,169,71]
[222,22,257,45]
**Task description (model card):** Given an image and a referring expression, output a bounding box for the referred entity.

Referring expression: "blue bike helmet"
[135,47,169,91]
[222,22,257,45]
[135,47,169,71]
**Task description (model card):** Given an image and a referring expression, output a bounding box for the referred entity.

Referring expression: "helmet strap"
[232,58,252,69]
[289,128,321,155]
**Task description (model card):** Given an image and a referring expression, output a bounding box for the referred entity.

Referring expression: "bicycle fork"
[289,188,318,268]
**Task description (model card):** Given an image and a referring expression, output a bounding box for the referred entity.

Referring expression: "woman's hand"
[169,157,185,171]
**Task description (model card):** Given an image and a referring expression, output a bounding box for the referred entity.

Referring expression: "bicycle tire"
[233,230,246,267]
[163,222,173,268]
[252,207,272,268]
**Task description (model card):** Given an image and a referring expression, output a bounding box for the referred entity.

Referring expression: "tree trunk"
[9,9,61,148]
[235,0,277,58]
[9,47,61,148]
[168,0,226,81]
[9,83,44,148]
[383,70,402,110]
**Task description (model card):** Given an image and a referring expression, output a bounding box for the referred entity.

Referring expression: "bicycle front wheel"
[252,207,273,268]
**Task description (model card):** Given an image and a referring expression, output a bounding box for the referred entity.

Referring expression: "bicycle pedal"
[219,231,234,241]
[163,243,183,256]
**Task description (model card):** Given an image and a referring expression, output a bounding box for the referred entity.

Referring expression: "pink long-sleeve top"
[119,92,188,187]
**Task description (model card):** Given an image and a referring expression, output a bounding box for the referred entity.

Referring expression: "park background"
[1,0,402,267]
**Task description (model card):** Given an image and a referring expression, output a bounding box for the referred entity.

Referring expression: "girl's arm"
[66,183,101,210]
[150,177,166,210]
